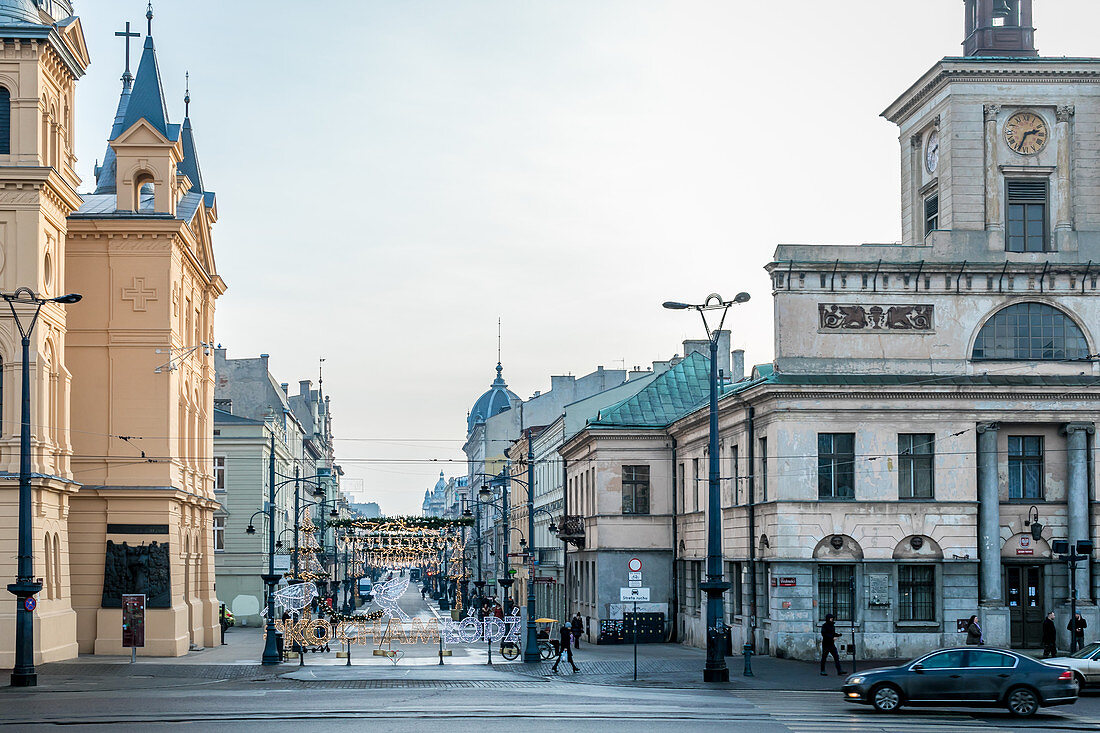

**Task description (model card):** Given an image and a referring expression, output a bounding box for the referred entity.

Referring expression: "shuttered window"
[0,87,9,155]
[1006,179,1048,252]
[923,193,939,237]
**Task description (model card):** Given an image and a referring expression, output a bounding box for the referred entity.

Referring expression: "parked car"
[1049,642,1100,687]
[842,647,1078,717]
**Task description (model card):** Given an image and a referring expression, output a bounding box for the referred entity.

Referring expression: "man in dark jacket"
[552,623,579,673]
[1042,611,1058,658]
[820,614,845,676]
[1069,612,1088,652]
[571,613,584,649]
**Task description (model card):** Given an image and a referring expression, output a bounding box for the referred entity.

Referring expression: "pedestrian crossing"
[734,690,1098,733]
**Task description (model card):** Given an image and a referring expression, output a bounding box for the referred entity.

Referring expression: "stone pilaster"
[984,104,1004,251]
[976,422,1002,605]
[1055,105,1075,250]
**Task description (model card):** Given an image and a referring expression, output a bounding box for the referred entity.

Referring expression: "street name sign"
[620,587,650,602]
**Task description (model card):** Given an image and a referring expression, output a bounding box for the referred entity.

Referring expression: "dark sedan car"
[842,648,1077,717]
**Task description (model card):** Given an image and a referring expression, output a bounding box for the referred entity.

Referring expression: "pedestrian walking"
[819,613,844,676]
[421,586,427,600]
[571,613,584,649]
[219,604,229,645]
[552,623,579,673]
[1042,611,1058,658]
[965,614,983,645]
[492,601,504,620]
[1068,612,1088,651]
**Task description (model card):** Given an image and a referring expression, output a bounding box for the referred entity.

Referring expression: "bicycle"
[499,641,521,660]
[538,639,555,661]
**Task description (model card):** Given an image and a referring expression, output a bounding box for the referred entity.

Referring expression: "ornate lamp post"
[663,291,750,683]
[4,288,81,688]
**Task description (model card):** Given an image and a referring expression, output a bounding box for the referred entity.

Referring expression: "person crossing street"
[551,622,579,673]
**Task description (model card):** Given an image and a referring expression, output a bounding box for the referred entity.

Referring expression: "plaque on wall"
[868,574,891,606]
[102,541,172,609]
[819,304,934,332]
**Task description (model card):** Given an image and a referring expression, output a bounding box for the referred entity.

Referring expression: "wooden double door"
[1006,564,1045,648]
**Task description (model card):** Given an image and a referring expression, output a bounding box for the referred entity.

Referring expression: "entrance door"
[1006,565,1044,648]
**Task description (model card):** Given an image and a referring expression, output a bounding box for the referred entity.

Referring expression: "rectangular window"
[725,561,743,619]
[213,516,225,552]
[818,564,854,621]
[214,456,226,492]
[924,193,939,237]
[621,465,650,515]
[1006,179,1048,252]
[818,433,855,499]
[730,445,739,506]
[692,560,703,616]
[898,434,934,499]
[677,463,685,514]
[1008,435,1044,499]
[759,437,768,502]
[898,565,935,622]
[692,458,700,512]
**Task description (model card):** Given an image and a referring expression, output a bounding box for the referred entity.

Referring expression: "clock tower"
[883,1,1099,254]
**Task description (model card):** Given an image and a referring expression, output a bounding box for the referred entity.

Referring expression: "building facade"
[0,0,88,667]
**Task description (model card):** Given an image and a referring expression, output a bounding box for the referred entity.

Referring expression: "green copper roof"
[590,352,712,428]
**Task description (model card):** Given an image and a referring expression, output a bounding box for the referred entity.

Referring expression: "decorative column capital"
[984,104,1001,122]
[976,422,1000,435]
[1062,422,1095,437]
[1057,105,1076,123]
[911,134,923,149]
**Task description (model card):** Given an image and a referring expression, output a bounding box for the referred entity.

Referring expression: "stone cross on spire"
[115,21,140,90]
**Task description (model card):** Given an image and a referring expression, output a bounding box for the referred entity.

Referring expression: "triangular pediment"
[113,117,175,147]
[59,17,91,70]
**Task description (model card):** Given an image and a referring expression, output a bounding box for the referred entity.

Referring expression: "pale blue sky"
[75,1,1100,514]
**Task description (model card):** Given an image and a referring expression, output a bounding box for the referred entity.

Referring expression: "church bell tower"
[963,0,1037,57]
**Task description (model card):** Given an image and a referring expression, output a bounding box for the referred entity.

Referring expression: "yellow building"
[0,2,225,665]
[0,0,89,668]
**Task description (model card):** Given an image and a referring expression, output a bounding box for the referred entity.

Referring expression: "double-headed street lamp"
[4,288,81,688]
[663,291,750,684]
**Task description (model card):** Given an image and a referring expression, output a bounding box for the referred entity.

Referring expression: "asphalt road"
[3,680,1100,732]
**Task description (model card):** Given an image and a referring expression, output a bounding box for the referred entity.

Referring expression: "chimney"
[280,383,289,395]
[683,330,730,375]
[299,379,312,398]
[731,349,745,382]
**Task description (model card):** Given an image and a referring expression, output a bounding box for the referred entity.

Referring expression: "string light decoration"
[290,515,329,583]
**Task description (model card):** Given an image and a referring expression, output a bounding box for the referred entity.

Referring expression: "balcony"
[557,515,585,550]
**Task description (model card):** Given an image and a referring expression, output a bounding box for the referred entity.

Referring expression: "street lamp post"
[5,288,81,688]
[663,291,750,683]
[248,440,335,666]
[523,430,539,662]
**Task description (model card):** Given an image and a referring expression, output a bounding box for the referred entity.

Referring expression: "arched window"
[972,302,1089,361]
[43,530,53,598]
[133,172,155,212]
[53,532,62,598]
[0,87,10,155]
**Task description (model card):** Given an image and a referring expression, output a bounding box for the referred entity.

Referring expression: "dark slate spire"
[93,64,134,193]
[122,33,171,139]
[178,74,205,194]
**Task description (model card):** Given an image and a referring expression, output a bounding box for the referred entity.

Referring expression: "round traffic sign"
[23,597,36,612]
[628,558,642,572]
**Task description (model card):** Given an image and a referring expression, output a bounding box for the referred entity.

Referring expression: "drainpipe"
[670,437,679,643]
[747,406,757,651]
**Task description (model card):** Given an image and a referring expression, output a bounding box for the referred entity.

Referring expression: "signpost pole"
[633,600,638,681]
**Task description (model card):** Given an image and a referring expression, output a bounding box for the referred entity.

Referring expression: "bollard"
[742,643,754,677]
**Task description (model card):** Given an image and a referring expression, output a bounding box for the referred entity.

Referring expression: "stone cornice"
[883,59,1100,125]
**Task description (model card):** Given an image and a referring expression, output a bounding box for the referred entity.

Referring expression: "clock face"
[1004,111,1049,155]
[926,131,939,173]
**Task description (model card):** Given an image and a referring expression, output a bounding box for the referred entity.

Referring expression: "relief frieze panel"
[819,303,934,332]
